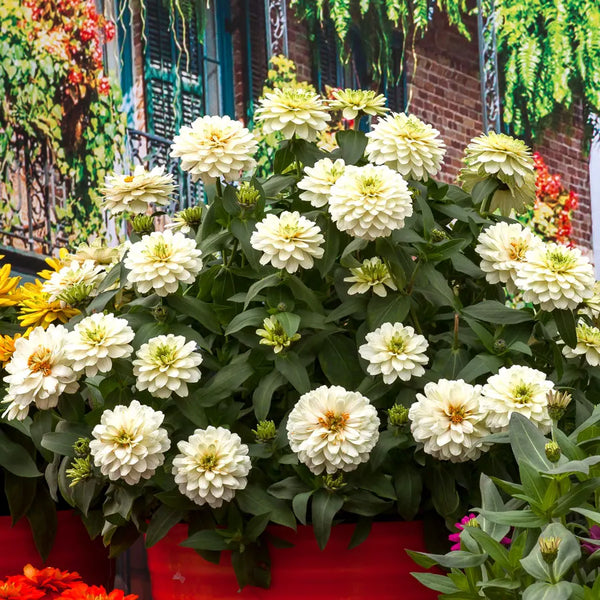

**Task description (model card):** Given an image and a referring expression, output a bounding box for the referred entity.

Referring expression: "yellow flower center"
[124,175,135,183]
[280,223,301,241]
[512,383,534,404]
[508,240,528,261]
[319,410,349,433]
[199,452,219,471]
[115,431,135,447]
[447,405,467,424]
[388,333,406,355]
[27,347,53,376]
[358,175,382,196]
[546,249,576,272]
[152,344,177,366]
[150,240,173,261]
[83,324,107,344]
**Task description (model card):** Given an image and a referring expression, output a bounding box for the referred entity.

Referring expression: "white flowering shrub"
[0,101,597,588]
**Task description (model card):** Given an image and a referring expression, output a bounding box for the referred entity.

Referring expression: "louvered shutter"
[316,20,340,90]
[144,0,177,138]
[385,31,407,113]
[247,0,268,106]
[176,15,204,125]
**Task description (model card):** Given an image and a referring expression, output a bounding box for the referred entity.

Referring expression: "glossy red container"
[147,521,438,599]
[0,510,113,586]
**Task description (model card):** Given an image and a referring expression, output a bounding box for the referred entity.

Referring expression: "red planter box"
[0,510,114,587]
[147,521,438,599]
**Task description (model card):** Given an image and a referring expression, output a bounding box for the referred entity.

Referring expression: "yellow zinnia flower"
[0,333,20,367]
[0,257,21,307]
[17,280,79,333]
[37,247,70,281]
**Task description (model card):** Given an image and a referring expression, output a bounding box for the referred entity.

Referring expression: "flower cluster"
[408,365,555,462]
[0,564,136,600]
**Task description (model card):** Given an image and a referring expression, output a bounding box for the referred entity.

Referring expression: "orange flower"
[21,565,81,598]
[17,280,79,333]
[0,333,21,367]
[0,577,44,600]
[59,583,138,600]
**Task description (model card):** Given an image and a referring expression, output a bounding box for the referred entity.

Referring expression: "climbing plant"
[0,0,126,247]
[289,0,600,138]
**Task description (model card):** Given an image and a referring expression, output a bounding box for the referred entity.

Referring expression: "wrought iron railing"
[0,128,202,258]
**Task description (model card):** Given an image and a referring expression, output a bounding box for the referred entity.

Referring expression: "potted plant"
[1,87,598,596]
[412,409,600,598]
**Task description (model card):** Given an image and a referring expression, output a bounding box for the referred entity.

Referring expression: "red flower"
[79,20,98,42]
[59,583,138,600]
[104,21,116,42]
[98,76,111,95]
[68,69,83,84]
[21,564,81,598]
[0,577,45,600]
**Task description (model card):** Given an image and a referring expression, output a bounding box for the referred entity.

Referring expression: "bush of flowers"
[0,564,135,600]
[1,88,600,588]
[414,408,600,598]
[519,151,579,246]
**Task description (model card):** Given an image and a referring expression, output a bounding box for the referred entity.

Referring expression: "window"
[143,0,234,139]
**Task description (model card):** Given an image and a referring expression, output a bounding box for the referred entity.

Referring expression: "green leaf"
[181,529,229,551]
[0,429,41,477]
[509,413,552,471]
[394,464,422,521]
[42,429,88,458]
[325,296,367,323]
[225,307,268,335]
[335,130,367,164]
[414,263,456,307]
[236,484,296,529]
[292,490,314,525]
[311,489,344,550]
[252,370,286,420]
[275,312,301,337]
[145,506,184,548]
[554,309,577,348]
[456,354,504,382]
[411,572,460,594]
[522,582,574,600]
[245,274,281,309]
[318,334,363,389]
[230,218,262,270]
[429,466,459,517]
[26,484,57,561]
[479,509,547,528]
[261,174,295,197]
[407,549,488,569]
[166,295,222,334]
[479,474,510,542]
[195,353,254,407]
[4,473,36,524]
[463,301,533,325]
[552,478,600,517]
[366,294,411,329]
[275,352,311,393]
[348,519,372,549]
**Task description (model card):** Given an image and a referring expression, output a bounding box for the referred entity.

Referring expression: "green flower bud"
[431,229,448,242]
[253,420,277,443]
[73,437,90,458]
[131,214,155,235]
[256,316,300,354]
[493,339,507,353]
[547,390,572,422]
[66,456,93,487]
[152,305,169,323]
[388,404,409,427]
[545,441,561,463]
[539,536,561,564]
[322,472,346,491]
[57,282,95,307]
[237,182,261,207]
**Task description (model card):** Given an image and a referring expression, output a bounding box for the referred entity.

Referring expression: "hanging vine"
[289,0,600,138]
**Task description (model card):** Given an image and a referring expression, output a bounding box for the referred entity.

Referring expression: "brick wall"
[286,3,312,83]
[404,13,592,249]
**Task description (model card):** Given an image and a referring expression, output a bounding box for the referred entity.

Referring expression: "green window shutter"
[176,15,204,124]
[144,0,178,138]
[315,20,341,91]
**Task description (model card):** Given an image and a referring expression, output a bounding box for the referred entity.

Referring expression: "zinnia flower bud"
[539,536,561,564]
[545,441,561,463]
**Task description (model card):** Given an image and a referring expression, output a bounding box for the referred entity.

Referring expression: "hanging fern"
[290,0,600,138]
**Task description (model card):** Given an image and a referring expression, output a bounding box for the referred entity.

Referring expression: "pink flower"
[582,525,600,555]
[448,513,511,551]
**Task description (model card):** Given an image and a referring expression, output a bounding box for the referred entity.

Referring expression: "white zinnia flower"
[66,313,135,377]
[170,115,257,184]
[89,400,170,485]
[133,334,202,398]
[344,257,397,297]
[359,322,429,384]
[297,158,346,208]
[254,88,331,141]
[481,365,554,433]
[250,211,324,273]
[2,324,78,420]
[476,221,544,294]
[408,379,491,462]
[366,112,446,181]
[328,89,389,120]
[286,385,380,474]
[562,320,600,366]
[514,243,595,311]
[42,259,105,302]
[581,282,600,318]
[328,164,413,240]
[124,230,203,296]
[100,165,176,215]
[459,132,536,216]
[172,426,251,508]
